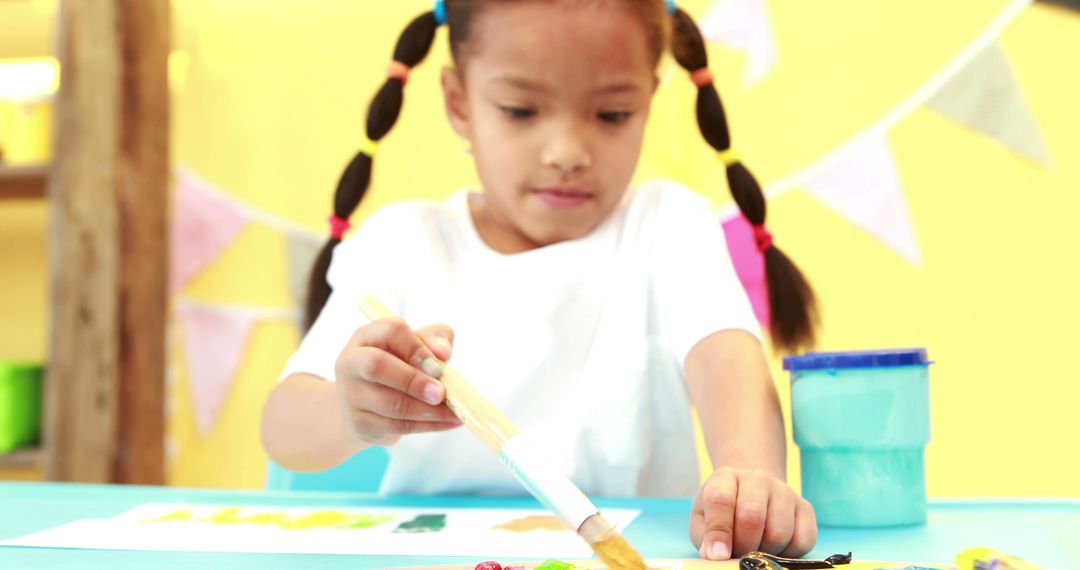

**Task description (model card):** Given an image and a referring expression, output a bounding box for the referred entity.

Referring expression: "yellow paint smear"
[140,508,394,531]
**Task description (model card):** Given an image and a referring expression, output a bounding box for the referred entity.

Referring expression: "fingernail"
[709,541,730,560]
[419,357,443,378]
[422,382,443,405]
[433,336,452,354]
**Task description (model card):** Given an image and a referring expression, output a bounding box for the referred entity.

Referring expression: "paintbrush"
[358,295,646,570]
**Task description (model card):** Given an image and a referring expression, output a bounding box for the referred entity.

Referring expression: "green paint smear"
[534,560,575,570]
[339,514,396,529]
[393,513,447,533]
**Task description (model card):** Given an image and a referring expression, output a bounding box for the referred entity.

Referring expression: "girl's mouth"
[532,187,594,208]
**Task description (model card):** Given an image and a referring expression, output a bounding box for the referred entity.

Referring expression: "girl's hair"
[306,0,818,352]
[303,10,440,329]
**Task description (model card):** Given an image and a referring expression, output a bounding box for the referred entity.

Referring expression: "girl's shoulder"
[362,194,461,230]
[333,194,463,259]
[345,193,465,242]
[326,193,465,287]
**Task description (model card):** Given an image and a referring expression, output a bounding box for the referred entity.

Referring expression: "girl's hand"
[334,317,463,446]
[690,466,817,560]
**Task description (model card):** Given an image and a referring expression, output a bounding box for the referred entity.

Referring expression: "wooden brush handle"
[357,295,645,569]
[428,359,520,451]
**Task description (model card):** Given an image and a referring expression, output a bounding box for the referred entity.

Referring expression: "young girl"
[262,0,819,561]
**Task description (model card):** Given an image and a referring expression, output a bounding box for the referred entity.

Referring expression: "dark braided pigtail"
[669,6,818,352]
[304,10,441,330]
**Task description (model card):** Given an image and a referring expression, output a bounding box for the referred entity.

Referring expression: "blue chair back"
[265,447,390,493]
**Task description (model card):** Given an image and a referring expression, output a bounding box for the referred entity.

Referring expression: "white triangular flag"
[927,41,1051,166]
[284,229,325,317]
[699,0,779,86]
[804,137,922,265]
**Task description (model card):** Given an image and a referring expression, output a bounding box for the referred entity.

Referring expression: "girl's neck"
[467,192,544,255]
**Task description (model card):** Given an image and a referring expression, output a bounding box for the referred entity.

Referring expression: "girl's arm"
[261,373,370,472]
[683,329,817,560]
[685,329,786,479]
[261,321,462,473]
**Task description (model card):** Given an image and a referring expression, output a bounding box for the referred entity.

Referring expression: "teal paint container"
[783,348,931,527]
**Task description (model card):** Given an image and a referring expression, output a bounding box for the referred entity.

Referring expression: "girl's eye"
[598,111,631,124]
[500,106,536,120]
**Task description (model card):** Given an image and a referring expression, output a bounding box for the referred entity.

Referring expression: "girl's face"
[442,0,659,253]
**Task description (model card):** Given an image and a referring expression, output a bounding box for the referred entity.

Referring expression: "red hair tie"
[690,67,714,88]
[752,224,773,252]
[386,60,411,85]
[328,215,351,240]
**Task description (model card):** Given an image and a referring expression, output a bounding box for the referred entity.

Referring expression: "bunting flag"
[169,169,251,293]
[926,41,1052,166]
[803,136,923,266]
[722,214,770,328]
[284,230,325,318]
[177,303,257,435]
[699,0,779,86]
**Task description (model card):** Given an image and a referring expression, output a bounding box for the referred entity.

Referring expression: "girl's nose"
[541,126,592,176]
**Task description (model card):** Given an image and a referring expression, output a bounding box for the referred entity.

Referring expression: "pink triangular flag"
[178,304,256,435]
[700,0,779,86]
[169,169,251,293]
[723,214,770,328]
[805,137,922,265]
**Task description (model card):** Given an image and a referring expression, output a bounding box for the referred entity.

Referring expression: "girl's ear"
[441,66,471,140]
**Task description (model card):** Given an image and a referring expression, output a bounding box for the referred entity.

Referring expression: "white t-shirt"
[282,179,761,497]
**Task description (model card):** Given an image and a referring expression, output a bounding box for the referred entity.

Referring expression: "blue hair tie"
[666,0,677,14]
[434,0,447,25]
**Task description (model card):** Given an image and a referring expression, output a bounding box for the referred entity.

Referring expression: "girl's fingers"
[730,474,769,557]
[694,468,738,560]
[334,319,466,446]
[352,381,460,424]
[351,318,444,379]
[345,409,464,446]
[416,323,455,361]
[779,498,818,558]
[338,345,446,406]
[758,484,796,555]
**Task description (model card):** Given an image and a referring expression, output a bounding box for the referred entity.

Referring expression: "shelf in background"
[0,163,49,199]
[0,447,41,469]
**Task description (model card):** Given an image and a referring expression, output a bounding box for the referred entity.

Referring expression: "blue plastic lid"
[783,348,929,371]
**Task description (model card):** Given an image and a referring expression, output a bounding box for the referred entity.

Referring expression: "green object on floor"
[0,361,43,453]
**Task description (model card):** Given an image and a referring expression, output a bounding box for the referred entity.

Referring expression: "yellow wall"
[0,1,55,60]
[3,0,1078,496]
[0,162,49,483]
[0,0,55,480]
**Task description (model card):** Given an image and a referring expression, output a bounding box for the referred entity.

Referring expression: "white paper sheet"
[0,502,641,559]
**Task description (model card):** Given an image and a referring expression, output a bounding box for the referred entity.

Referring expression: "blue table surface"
[0,482,1076,569]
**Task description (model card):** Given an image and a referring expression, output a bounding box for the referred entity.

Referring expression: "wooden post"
[46,0,168,484]
[115,0,169,486]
